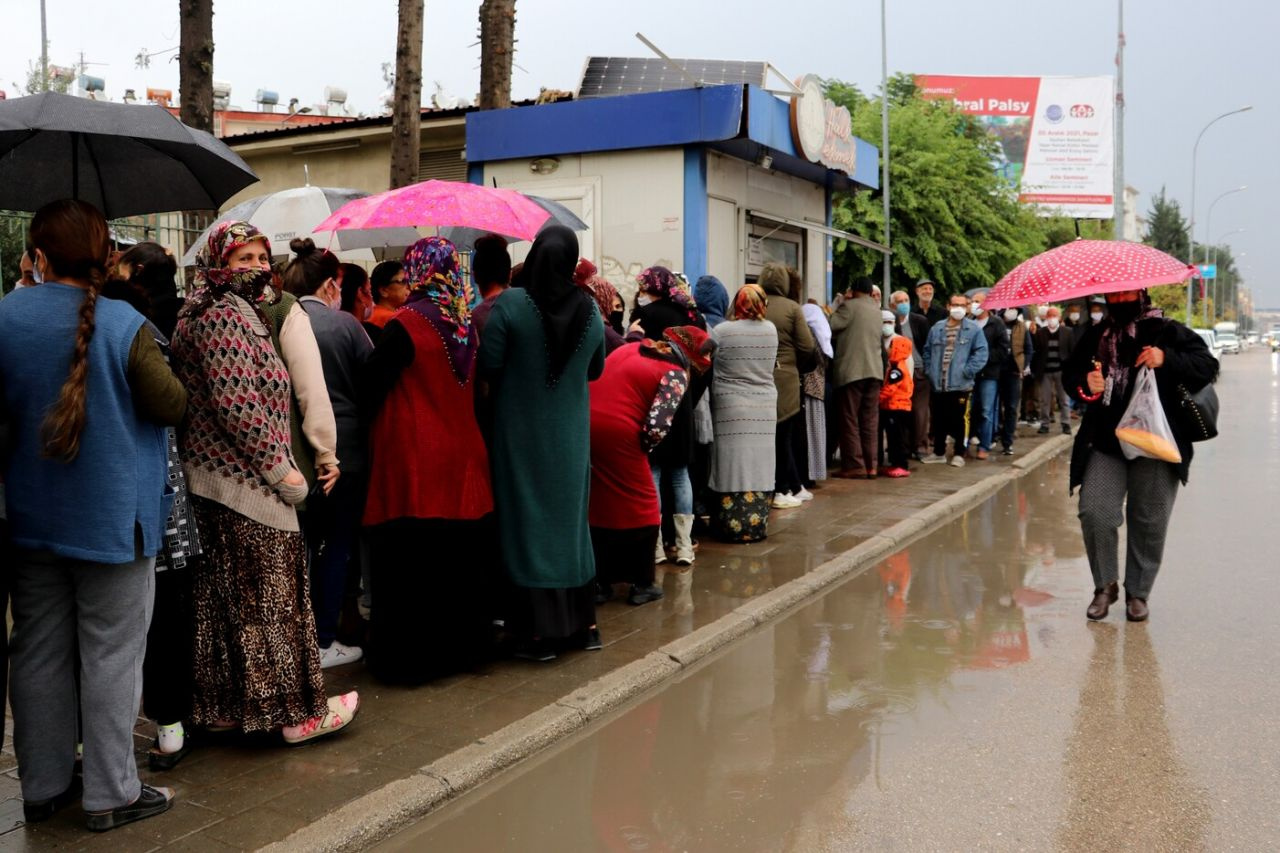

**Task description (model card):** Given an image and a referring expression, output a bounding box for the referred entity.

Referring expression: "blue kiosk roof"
[465,84,878,192]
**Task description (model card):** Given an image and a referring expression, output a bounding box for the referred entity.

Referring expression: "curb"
[263,434,1073,852]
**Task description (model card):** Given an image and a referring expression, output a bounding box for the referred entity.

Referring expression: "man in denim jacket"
[922,292,988,467]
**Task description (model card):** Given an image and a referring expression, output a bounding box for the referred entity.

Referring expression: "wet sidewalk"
[1,428,1069,851]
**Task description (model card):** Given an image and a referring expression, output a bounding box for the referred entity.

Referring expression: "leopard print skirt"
[189,497,327,732]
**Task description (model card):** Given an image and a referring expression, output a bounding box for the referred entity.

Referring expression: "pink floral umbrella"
[312,179,551,241]
[982,240,1198,310]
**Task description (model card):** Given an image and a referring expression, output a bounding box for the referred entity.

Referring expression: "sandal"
[282,691,359,745]
[86,784,173,832]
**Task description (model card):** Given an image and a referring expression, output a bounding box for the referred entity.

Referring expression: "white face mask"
[636,293,654,307]
[971,303,984,317]
[882,323,895,337]
[949,306,966,321]
[1090,310,1104,324]
[1004,309,1018,322]
[1047,317,1060,330]
[1068,312,1080,323]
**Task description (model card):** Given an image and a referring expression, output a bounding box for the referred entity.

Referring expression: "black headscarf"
[516,225,595,386]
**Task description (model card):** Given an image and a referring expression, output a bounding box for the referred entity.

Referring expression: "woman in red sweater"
[361,237,496,683]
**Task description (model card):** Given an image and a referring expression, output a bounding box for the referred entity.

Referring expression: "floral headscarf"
[180,220,274,321]
[663,325,716,375]
[733,284,768,321]
[402,236,473,343]
[402,236,478,384]
[637,265,699,321]
[582,275,620,323]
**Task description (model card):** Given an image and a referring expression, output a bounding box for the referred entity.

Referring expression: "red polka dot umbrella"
[982,240,1198,310]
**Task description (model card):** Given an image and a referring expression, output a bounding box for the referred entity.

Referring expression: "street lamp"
[1202,186,1247,324]
[1186,105,1253,320]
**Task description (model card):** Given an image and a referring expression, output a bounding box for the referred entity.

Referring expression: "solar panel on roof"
[577,57,768,99]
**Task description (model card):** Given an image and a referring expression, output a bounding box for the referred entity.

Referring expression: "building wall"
[480,148,685,306]
[705,151,827,302]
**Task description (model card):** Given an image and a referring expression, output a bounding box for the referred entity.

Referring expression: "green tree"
[0,213,30,293]
[1142,186,1189,260]
[827,75,1049,297]
[23,51,72,95]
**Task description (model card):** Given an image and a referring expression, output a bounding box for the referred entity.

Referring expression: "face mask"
[1090,310,1104,324]
[971,304,984,317]
[1107,300,1141,326]
[894,302,910,316]
[1004,309,1018,322]
[32,264,44,285]
[1047,318,1060,331]
[1036,306,1048,319]
[636,293,654,307]
[949,306,966,321]
[882,323,895,337]
[1068,312,1080,323]
[609,309,625,333]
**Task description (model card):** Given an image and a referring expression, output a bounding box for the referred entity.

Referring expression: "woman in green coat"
[479,226,606,661]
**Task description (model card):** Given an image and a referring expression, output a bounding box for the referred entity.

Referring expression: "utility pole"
[1113,0,1125,239]
[879,0,891,307]
[40,0,49,92]
[390,0,425,189]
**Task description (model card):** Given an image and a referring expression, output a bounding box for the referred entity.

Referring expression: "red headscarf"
[573,257,597,286]
[663,325,715,374]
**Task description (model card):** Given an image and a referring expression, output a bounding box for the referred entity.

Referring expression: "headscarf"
[802,302,834,358]
[693,275,729,328]
[573,258,597,286]
[401,236,477,383]
[663,325,716,375]
[637,265,700,322]
[732,284,768,321]
[1097,290,1163,405]
[582,275,620,324]
[180,220,274,321]
[519,225,596,386]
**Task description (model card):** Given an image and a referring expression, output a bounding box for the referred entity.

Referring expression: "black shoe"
[583,627,603,651]
[1037,425,1050,434]
[23,777,82,823]
[1001,447,1015,456]
[594,582,614,606]
[1062,423,1072,435]
[627,584,665,606]
[514,639,557,662]
[86,784,173,832]
[148,737,193,772]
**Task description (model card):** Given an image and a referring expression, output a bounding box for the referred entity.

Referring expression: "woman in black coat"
[1062,289,1217,623]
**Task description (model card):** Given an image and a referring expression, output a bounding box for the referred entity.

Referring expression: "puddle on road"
[379,459,1107,851]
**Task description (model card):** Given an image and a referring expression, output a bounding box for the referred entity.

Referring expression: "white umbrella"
[181,186,420,266]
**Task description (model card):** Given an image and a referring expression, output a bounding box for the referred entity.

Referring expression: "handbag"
[1175,381,1218,442]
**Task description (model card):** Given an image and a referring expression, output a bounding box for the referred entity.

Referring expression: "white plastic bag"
[1115,367,1182,463]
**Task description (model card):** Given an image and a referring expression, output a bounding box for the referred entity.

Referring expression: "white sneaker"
[320,641,364,670]
[794,488,814,502]
[969,436,980,447]
[772,492,802,509]
[949,455,966,468]
[920,453,948,464]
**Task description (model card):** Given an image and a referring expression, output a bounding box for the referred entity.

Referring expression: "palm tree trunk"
[478,0,516,110]
[178,0,214,133]
[390,0,425,188]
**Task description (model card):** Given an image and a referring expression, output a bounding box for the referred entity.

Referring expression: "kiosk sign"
[790,75,857,175]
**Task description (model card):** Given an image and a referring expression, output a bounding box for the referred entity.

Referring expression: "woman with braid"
[0,200,184,831]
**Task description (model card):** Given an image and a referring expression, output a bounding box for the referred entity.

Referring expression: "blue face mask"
[894,302,910,316]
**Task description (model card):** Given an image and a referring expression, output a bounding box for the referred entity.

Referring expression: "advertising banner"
[915,75,1116,219]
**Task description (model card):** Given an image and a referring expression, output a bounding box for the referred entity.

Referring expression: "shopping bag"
[1115,367,1182,463]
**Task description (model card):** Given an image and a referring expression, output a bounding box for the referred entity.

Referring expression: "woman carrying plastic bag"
[1063,289,1217,623]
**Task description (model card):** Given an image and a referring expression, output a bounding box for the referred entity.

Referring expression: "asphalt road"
[380,347,1280,852]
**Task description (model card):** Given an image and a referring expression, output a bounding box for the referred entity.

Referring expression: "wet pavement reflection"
[382,350,1280,851]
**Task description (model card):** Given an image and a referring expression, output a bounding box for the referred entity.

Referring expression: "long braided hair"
[30,200,111,461]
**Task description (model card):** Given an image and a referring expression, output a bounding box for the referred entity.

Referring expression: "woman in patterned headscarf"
[361,237,495,682]
[631,265,704,340]
[581,274,629,353]
[172,221,359,745]
[706,285,780,542]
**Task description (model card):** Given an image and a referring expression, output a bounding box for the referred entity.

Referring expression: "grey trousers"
[1077,450,1179,600]
[1039,371,1071,426]
[9,547,155,811]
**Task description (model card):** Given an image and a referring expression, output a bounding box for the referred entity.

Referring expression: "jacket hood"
[887,335,913,362]
[758,264,790,298]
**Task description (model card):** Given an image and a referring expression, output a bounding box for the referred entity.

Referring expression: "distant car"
[1193,329,1223,362]
[1245,332,1259,347]
[1217,333,1241,354]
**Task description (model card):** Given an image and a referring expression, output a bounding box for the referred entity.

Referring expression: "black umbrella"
[0,92,258,218]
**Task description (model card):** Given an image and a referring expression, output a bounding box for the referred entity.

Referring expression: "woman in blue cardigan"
[0,200,186,832]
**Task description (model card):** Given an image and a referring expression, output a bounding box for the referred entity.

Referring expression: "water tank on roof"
[324,86,347,105]
[255,89,279,111]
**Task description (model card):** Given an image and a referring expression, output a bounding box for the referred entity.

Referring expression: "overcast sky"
[2,0,1275,304]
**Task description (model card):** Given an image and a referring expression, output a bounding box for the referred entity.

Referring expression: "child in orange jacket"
[879,326,915,477]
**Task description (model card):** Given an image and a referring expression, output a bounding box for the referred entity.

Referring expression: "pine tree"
[1142,186,1189,261]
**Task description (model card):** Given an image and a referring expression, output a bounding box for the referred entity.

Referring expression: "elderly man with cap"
[912,278,947,327]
